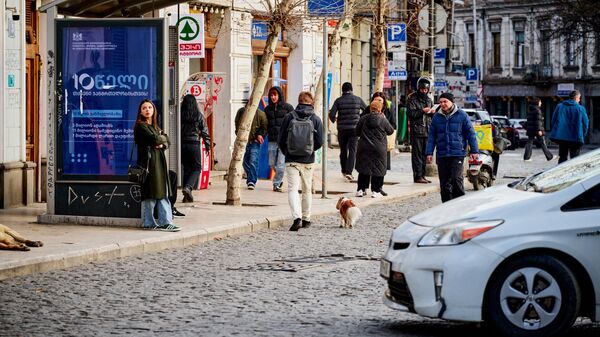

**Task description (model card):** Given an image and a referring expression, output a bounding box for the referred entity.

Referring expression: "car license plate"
[380,259,391,279]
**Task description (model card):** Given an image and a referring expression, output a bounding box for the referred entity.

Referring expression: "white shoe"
[355,190,365,197]
[371,191,383,198]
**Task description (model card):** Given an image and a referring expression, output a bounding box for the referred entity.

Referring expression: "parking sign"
[466,68,479,81]
[387,23,406,48]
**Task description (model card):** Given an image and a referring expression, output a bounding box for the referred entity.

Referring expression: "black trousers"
[182,142,202,189]
[556,140,582,163]
[437,156,465,203]
[411,136,427,179]
[524,135,553,161]
[357,173,384,193]
[168,170,177,210]
[338,129,358,175]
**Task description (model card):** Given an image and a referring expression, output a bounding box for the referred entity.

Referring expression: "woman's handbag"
[127,145,150,184]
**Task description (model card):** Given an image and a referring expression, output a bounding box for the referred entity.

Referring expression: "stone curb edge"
[0,186,438,281]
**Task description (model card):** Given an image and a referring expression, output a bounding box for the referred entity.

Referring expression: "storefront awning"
[39,0,229,18]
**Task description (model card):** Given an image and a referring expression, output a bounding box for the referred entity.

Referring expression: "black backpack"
[286,111,315,156]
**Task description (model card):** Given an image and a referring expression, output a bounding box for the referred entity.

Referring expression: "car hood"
[409,184,545,227]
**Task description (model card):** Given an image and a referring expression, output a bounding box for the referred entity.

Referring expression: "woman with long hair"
[180,94,211,202]
[134,99,180,232]
[366,92,397,195]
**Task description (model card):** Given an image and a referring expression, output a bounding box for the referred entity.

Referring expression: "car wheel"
[485,255,581,337]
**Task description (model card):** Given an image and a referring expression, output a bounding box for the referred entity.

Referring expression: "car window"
[513,150,600,193]
[495,119,509,127]
[562,183,600,211]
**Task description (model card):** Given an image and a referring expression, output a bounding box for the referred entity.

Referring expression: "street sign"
[557,83,575,97]
[387,23,407,49]
[466,68,479,81]
[185,81,207,102]
[388,70,407,80]
[434,80,447,91]
[434,49,446,59]
[418,4,447,33]
[178,14,205,58]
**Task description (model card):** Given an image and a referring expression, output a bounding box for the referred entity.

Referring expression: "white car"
[381,148,600,337]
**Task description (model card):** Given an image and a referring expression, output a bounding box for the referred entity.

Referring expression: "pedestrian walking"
[134,99,180,232]
[180,94,211,203]
[355,99,395,198]
[168,170,185,217]
[550,90,589,163]
[264,86,294,192]
[235,101,268,190]
[329,82,367,181]
[278,91,324,231]
[524,97,554,162]
[426,93,479,203]
[407,77,434,184]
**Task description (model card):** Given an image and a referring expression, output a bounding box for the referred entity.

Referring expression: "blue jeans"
[141,198,173,228]
[243,142,260,185]
[268,142,285,187]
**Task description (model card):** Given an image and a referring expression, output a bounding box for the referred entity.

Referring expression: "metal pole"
[322,18,328,199]
[473,0,477,69]
[429,0,435,83]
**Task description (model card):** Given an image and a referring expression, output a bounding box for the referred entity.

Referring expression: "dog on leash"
[0,224,43,251]
[336,197,362,229]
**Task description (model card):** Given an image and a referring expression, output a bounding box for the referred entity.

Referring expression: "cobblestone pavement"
[1,147,598,337]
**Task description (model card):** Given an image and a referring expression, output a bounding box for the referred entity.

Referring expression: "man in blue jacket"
[550,90,589,163]
[426,92,479,202]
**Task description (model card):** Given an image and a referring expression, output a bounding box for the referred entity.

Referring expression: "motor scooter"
[467,150,494,190]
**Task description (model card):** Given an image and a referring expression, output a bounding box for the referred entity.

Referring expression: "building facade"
[453,0,600,144]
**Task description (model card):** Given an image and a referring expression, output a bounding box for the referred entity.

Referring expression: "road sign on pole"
[387,23,407,49]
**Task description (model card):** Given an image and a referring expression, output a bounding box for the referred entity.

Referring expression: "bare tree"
[547,0,600,40]
[372,0,388,91]
[225,0,302,206]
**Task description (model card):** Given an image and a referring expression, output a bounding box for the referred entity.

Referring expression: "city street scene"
[1,0,599,336]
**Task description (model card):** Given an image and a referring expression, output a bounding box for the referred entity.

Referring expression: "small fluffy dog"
[336,197,362,229]
[0,224,43,251]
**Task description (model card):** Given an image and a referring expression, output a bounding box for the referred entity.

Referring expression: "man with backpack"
[278,91,324,231]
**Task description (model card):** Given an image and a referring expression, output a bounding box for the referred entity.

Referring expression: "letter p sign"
[387,23,406,44]
[466,68,479,81]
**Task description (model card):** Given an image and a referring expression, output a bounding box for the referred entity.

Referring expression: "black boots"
[289,218,302,231]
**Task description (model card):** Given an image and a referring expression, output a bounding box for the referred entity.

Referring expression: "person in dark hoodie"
[180,94,211,203]
[329,82,367,181]
[278,91,324,231]
[355,98,395,198]
[264,86,294,192]
[235,100,268,190]
[426,92,479,203]
[524,97,554,162]
[407,77,434,184]
[550,90,589,163]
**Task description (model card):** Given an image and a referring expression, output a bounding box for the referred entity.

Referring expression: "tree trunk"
[225,24,282,205]
[373,0,388,92]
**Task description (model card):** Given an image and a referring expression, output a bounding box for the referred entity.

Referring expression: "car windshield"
[512,149,600,193]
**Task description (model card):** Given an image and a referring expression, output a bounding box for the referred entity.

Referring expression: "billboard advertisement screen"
[56,20,163,180]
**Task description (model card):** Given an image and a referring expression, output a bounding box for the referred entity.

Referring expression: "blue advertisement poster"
[57,20,163,179]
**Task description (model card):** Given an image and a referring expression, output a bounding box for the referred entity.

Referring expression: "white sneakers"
[355,190,365,197]
[356,190,384,198]
[371,191,383,198]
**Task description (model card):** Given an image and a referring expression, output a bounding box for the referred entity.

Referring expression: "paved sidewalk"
[0,151,438,280]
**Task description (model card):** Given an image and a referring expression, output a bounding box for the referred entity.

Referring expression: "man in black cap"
[407,77,434,183]
[426,92,479,202]
[329,82,367,181]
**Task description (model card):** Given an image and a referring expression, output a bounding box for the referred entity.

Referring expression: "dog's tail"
[347,207,362,222]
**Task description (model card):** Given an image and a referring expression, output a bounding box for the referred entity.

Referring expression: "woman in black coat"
[180,94,211,202]
[524,97,553,161]
[355,99,395,198]
[134,99,180,232]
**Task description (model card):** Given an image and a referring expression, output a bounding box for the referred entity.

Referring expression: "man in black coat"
[407,78,433,184]
[264,86,294,192]
[329,82,367,181]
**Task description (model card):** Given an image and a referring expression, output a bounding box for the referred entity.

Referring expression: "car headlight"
[418,220,504,246]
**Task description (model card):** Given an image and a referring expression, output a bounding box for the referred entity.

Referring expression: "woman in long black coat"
[355,99,395,198]
[524,97,553,161]
[134,99,180,232]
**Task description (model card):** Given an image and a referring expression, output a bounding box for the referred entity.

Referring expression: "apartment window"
[490,22,501,68]
[596,34,600,65]
[565,36,577,66]
[467,23,475,67]
[540,30,551,66]
[514,21,525,68]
